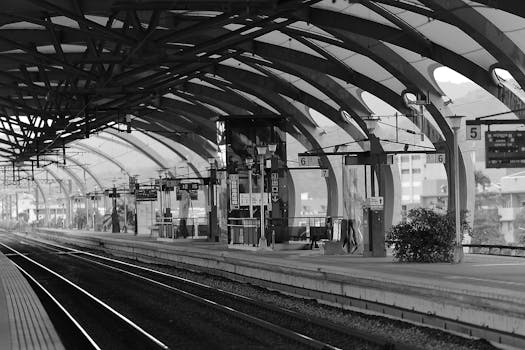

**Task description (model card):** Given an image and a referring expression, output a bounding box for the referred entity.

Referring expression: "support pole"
[92,196,96,230]
[124,193,127,233]
[453,126,464,263]
[248,167,253,218]
[85,195,89,230]
[134,184,138,235]
[35,187,39,225]
[258,154,267,248]
[15,192,19,223]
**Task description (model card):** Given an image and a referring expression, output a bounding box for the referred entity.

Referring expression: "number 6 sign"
[466,125,481,140]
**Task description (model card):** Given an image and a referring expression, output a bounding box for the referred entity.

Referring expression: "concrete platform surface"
[33,227,525,302]
[0,250,64,350]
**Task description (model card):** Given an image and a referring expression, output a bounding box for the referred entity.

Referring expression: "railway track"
[0,234,411,350]
[0,239,171,350]
[39,243,402,350]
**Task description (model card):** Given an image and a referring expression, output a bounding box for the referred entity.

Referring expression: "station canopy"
[1,0,525,191]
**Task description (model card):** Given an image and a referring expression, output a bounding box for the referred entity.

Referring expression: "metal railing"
[228,217,259,245]
[155,217,208,239]
[463,244,525,257]
[227,216,346,245]
[386,240,525,258]
[270,216,344,241]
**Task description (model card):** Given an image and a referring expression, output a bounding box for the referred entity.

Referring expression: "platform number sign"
[426,153,446,164]
[229,174,239,209]
[466,125,481,140]
[298,155,320,167]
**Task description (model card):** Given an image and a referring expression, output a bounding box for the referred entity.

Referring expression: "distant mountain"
[437,81,478,100]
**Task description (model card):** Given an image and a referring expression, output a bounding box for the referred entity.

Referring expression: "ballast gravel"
[95,250,498,350]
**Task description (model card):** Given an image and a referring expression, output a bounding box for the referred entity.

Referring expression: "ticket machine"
[362,196,386,257]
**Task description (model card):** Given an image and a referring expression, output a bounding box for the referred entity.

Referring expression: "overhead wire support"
[474,107,525,120]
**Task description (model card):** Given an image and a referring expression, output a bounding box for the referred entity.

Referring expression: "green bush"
[388,208,469,263]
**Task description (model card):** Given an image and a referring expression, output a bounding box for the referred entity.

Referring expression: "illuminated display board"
[485,131,525,168]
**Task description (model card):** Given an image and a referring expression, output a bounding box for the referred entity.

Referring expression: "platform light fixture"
[363,116,380,133]
[125,114,132,133]
[256,145,268,156]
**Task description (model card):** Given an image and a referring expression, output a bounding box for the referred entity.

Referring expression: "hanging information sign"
[229,174,239,209]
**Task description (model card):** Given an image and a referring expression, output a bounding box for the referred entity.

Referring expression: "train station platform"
[0,250,64,350]
[13,227,525,349]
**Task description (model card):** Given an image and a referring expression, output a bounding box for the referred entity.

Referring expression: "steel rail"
[22,235,417,350]
[0,241,170,350]
[4,235,342,350]
[10,260,102,350]
[9,231,525,349]
[27,239,342,350]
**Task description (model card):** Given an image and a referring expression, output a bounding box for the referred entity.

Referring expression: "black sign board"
[344,154,394,165]
[486,131,525,168]
[176,188,198,200]
[135,189,158,201]
[179,182,199,191]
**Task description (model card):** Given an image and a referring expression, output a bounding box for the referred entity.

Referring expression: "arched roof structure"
[0,0,524,218]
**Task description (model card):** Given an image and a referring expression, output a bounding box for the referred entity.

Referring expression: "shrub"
[388,208,469,263]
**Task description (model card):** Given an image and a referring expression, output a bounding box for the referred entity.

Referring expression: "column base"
[257,237,272,251]
[363,244,386,257]
[451,245,464,264]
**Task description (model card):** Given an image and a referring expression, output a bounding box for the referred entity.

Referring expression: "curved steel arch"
[22,170,47,220]
[0,1,523,234]
[64,156,105,191]
[38,166,72,226]
[300,8,525,114]
[140,132,206,178]
[70,143,132,178]
[213,59,404,224]
[223,30,472,219]
[93,131,175,177]
[205,68,343,216]
[40,158,86,194]
[420,0,525,87]
[184,80,276,115]
[131,117,218,157]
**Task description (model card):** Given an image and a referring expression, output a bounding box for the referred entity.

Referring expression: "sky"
[434,66,514,83]
[434,66,474,83]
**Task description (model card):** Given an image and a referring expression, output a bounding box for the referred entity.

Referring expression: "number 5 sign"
[466,125,481,140]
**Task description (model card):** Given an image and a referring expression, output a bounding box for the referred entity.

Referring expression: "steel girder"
[141,133,207,179]
[420,0,525,88]
[64,155,104,191]
[97,131,176,177]
[0,1,523,224]
[70,143,132,177]
[40,158,86,194]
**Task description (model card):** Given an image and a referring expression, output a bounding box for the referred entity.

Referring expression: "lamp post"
[207,158,217,241]
[363,116,380,197]
[92,186,97,230]
[256,145,268,248]
[245,157,254,218]
[255,144,277,249]
[362,116,387,257]
[132,175,139,235]
[448,115,465,263]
